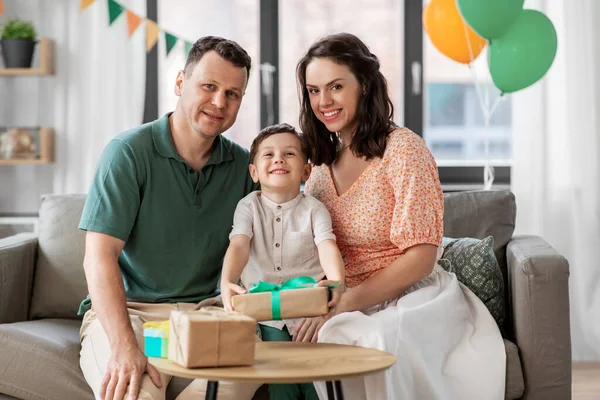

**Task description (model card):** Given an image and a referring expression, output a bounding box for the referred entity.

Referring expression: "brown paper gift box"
[168,307,256,368]
[231,287,329,321]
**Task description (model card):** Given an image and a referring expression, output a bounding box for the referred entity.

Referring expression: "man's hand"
[292,316,325,343]
[100,341,162,400]
[220,282,247,311]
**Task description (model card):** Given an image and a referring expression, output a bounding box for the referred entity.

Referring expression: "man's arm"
[83,231,162,400]
[83,231,134,348]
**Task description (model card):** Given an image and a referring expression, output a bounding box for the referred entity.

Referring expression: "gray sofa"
[0,191,571,400]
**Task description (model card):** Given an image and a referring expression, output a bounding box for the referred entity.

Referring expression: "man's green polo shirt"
[78,113,258,314]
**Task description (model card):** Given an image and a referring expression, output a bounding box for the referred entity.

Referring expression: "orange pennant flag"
[0,0,4,15]
[80,0,96,11]
[126,10,142,37]
[146,20,160,52]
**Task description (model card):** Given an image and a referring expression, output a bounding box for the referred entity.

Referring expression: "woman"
[296,33,506,400]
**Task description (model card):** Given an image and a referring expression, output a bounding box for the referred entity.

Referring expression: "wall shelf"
[0,37,54,76]
[0,127,54,165]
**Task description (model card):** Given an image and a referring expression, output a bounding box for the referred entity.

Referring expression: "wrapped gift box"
[168,307,256,368]
[143,320,169,358]
[231,287,328,321]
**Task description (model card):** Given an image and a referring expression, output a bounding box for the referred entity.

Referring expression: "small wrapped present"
[143,320,170,358]
[231,276,332,321]
[168,307,256,368]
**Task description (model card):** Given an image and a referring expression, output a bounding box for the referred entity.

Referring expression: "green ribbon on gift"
[248,276,339,320]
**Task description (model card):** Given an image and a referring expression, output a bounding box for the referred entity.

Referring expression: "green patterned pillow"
[439,236,505,328]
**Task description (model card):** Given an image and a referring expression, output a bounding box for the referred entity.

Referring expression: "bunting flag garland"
[107,0,124,25]
[165,32,179,56]
[80,0,96,11]
[0,0,4,15]
[126,9,142,37]
[80,0,195,57]
[146,20,160,52]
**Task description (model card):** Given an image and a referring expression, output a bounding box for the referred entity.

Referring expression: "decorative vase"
[0,39,36,68]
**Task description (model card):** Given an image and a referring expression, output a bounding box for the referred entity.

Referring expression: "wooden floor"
[573,363,600,400]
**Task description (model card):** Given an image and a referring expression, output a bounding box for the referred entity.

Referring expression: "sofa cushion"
[30,194,88,320]
[443,190,516,274]
[439,236,505,328]
[0,319,93,400]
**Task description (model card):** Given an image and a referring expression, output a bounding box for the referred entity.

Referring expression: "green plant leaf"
[0,18,37,40]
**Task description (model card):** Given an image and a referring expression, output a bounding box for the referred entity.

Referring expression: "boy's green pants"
[259,325,319,400]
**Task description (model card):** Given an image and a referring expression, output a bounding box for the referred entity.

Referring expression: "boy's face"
[249,132,311,191]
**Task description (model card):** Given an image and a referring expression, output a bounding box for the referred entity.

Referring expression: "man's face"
[174,50,248,138]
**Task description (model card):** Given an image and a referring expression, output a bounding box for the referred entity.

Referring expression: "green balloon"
[457,0,525,40]
[488,10,557,94]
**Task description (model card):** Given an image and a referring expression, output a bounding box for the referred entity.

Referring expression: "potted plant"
[0,18,37,68]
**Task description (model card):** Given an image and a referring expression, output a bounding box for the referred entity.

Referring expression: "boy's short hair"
[249,123,309,163]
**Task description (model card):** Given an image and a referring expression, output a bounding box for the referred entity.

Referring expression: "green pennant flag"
[165,32,179,56]
[184,41,193,57]
[107,0,124,25]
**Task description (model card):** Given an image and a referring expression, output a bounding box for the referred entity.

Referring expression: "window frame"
[144,0,159,123]
[403,1,510,188]
[145,0,511,188]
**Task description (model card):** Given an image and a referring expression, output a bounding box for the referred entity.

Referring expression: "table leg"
[326,381,335,399]
[334,380,344,400]
[205,381,218,400]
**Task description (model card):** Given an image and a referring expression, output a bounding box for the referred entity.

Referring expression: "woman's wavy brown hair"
[296,33,396,166]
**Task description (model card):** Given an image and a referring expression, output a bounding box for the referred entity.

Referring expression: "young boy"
[220,123,345,400]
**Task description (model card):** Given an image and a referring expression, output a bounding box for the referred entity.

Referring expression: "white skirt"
[315,263,506,400]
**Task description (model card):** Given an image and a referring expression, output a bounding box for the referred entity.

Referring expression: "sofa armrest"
[507,235,571,400]
[0,233,38,323]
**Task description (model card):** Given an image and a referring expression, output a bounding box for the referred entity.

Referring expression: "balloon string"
[467,59,504,190]
[463,16,506,190]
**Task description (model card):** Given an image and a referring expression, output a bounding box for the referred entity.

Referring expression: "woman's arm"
[337,243,438,313]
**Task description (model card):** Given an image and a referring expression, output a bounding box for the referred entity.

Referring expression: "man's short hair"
[184,36,251,78]
[249,123,309,163]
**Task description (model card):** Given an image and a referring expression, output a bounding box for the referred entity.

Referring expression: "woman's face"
[305,57,362,138]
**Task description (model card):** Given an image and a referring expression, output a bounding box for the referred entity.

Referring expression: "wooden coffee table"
[149,341,396,400]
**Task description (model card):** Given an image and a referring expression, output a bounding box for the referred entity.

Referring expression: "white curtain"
[512,0,600,361]
[45,0,146,194]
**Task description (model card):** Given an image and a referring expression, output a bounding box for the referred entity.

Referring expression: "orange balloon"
[423,0,487,64]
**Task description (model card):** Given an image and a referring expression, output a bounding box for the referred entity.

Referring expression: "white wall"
[0,0,146,215]
[0,0,55,213]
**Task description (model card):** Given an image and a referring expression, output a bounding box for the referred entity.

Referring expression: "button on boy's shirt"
[229,191,336,331]
[77,113,259,315]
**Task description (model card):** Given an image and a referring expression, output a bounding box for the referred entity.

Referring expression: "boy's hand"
[316,279,344,308]
[220,282,247,311]
[292,316,324,343]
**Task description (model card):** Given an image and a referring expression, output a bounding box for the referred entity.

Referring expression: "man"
[78,36,261,400]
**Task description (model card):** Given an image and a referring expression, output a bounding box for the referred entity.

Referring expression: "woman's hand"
[220,282,246,311]
[292,316,325,342]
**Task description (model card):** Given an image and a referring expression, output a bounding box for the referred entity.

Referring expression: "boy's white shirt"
[229,190,336,332]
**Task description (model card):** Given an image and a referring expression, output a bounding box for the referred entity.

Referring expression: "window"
[157,0,260,149]
[426,83,512,161]
[406,0,512,184]
[146,1,512,186]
